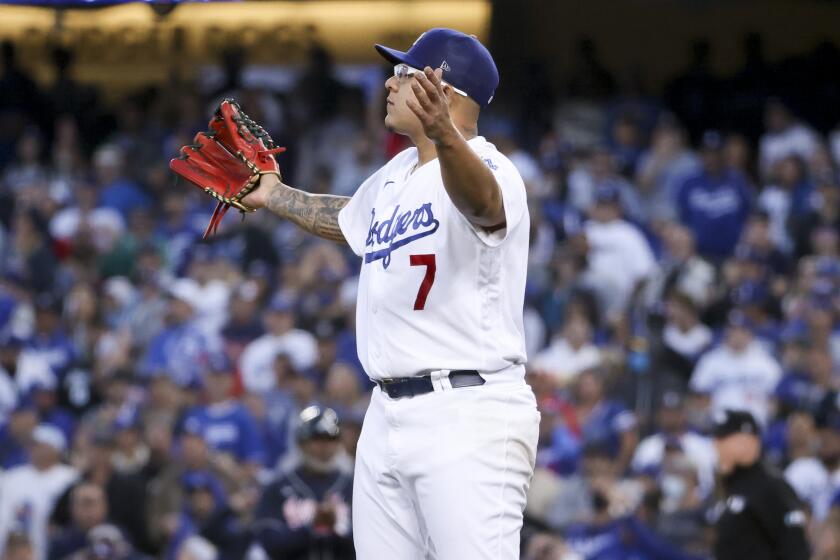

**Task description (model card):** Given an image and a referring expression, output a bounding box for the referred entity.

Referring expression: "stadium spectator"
[93,144,151,220]
[51,431,150,553]
[635,115,700,221]
[759,155,813,253]
[166,470,253,560]
[140,278,220,387]
[690,310,782,424]
[571,369,639,473]
[631,391,716,497]
[759,99,820,180]
[47,482,110,559]
[239,292,318,395]
[253,406,354,559]
[0,400,38,468]
[180,357,265,480]
[581,182,656,320]
[677,131,753,259]
[658,291,713,385]
[531,309,601,388]
[0,333,56,412]
[0,424,77,559]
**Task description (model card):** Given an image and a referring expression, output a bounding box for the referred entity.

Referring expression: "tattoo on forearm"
[266,185,349,244]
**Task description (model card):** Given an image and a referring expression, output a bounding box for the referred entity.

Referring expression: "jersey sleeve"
[464,150,528,247]
[338,166,385,256]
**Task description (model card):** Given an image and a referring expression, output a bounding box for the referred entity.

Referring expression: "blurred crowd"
[1,31,840,560]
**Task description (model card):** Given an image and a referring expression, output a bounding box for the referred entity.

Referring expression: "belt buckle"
[378,377,407,399]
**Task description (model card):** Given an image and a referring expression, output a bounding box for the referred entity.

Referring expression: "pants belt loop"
[430,369,450,391]
[431,369,452,391]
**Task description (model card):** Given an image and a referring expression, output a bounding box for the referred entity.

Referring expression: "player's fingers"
[428,67,445,93]
[411,80,435,111]
[416,69,440,103]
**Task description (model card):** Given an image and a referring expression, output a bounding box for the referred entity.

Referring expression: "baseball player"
[177,27,538,559]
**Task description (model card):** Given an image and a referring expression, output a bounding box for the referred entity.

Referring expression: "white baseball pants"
[352,373,540,559]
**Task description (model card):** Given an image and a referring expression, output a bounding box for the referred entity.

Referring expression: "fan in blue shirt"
[572,370,639,473]
[28,294,76,381]
[676,131,752,260]
[140,284,219,388]
[180,366,265,475]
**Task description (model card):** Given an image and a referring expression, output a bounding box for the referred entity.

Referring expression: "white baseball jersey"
[338,135,529,381]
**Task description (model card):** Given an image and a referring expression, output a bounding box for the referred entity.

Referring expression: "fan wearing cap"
[139,278,221,388]
[223,28,536,559]
[631,391,716,498]
[166,470,252,560]
[676,130,753,259]
[179,354,265,481]
[689,309,782,424]
[253,406,353,560]
[238,292,317,395]
[0,424,78,560]
[711,409,809,560]
[581,181,656,319]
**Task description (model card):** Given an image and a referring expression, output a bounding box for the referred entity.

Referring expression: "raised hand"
[406,67,458,145]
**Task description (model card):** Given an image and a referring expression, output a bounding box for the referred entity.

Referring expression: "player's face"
[384,70,424,136]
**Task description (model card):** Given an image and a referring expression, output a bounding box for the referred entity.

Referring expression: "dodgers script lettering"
[364,203,440,268]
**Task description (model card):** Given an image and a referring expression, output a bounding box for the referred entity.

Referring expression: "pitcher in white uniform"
[241,27,539,559]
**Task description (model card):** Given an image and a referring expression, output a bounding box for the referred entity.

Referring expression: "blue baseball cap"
[181,470,224,499]
[268,292,296,313]
[375,28,499,108]
[727,309,754,331]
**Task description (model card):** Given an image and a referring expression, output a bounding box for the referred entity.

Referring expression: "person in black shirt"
[253,405,354,560]
[711,409,809,560]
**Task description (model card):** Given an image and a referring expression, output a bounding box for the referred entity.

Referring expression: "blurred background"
[0,0,840,558]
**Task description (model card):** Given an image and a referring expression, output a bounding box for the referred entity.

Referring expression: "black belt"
[375,370,485,399]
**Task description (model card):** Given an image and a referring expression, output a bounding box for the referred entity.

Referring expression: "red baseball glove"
[170,99,285,237]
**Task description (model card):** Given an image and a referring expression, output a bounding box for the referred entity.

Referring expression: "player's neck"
[413,136,438,167]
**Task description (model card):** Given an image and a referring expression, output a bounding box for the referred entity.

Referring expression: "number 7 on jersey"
[410,254,436,310]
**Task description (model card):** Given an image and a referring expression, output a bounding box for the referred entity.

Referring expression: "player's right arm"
[244,173,349,244]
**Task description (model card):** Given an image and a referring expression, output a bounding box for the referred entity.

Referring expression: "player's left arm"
[407,67,504,229]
